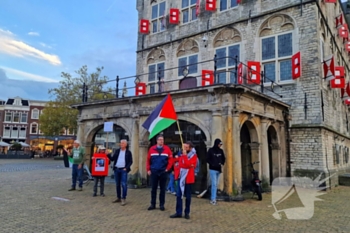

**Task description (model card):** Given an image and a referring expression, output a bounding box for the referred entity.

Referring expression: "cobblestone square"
[1,159,349,233]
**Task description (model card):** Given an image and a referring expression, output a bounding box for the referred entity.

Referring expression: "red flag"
[237,63,243,84]
[201,70,214,86]
[324,0,336,3]
[292,52,301,79]
[247,61,261,85]
[330,78,345,89]
[196,0,200,17]
[335,14,343,28]
[205,0,216,11]
[139,19,149,34]
[338,24,348,39]
[169,8,180,24]
[323,55,335,81]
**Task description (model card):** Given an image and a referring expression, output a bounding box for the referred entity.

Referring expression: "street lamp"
[182,67,189,77]
[134,76,140,85]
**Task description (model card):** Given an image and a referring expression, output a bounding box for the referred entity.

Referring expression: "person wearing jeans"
[207,138,226,205]
[108,139,133,206]
[167,172,176,194]
[68,140,85,191]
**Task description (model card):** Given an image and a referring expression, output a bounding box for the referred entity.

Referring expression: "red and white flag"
[196,0,200,17]
[335,14,343,28]
[323,55,335,81]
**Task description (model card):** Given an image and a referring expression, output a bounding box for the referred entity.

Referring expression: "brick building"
[72,0,350,195]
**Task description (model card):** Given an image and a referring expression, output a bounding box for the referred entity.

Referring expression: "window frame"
[13,112,20,123]
[5,112,12,122]
[219,0,239,12]
[31,109,39,119]
[11,127,18,138]
[19,127,26,138]
[30,123,38,134]
[3,126,11,138]
[261,31,294,85]
[177,54,199,77]
[148,62,165,94]
[214,43,241,84]
[181,0,198,24]
[21,112,28,123]
[151,1,166,34]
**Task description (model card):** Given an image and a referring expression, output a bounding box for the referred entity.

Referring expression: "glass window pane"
[158,63,165,78]
[148,65,156,81]
[216,48,226,69]
[218,72,226,84]
[183,10,189,23]
[152,21,157,33]
[280,59,292,81]
[220,0,227,11]
[150,84,155,94]
[159,2,166,16]
[190,0,197,5]
[178,57,187,76]
[229,70,236,84]
[152,5,158,19]
[188,55,198,74]
[278,33,292,57]
[231,0,238,7]
[263,62,276,83]
[191,7,197,21]
[262,37,275,60]
[228,44,240,66]
[182,0,189,8]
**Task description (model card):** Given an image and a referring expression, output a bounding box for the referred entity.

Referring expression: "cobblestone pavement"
[1,159,350,233]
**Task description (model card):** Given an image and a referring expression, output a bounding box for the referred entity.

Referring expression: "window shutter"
[330,78,345,89]
[139,19,149,34]
[292,52,301,80]
[135,83,146,95]
[247,61,261,85]
[324,0,337,3]
[169,8,180,24]
[335,14,343,28]
[201,70,214,86]
[338,24,348,39]
[346,41,350,52]
[237,63,243,84]
[205,0,216,11]
[323,55,335,81]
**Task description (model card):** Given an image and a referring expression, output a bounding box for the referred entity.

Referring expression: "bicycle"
[82,160,94,185]
[246,161,263,201]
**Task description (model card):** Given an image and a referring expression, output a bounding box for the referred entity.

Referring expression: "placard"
[103,122,113,132]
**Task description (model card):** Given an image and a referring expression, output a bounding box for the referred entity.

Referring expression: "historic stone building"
[73,0,350,196]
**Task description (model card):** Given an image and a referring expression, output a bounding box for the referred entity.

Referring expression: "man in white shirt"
[107,139,133,206]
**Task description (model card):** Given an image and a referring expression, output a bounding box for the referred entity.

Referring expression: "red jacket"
[173,156,180,179]
[146,145,173,172]
[175,153,197,184]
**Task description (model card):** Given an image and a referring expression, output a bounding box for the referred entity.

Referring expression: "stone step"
[338,174,350,186]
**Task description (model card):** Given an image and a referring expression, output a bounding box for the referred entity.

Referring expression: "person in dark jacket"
[146,135,173,211]
[108,139,133,206]
[207,138,226,205]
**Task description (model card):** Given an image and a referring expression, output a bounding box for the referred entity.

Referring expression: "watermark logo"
[271,174,332,220]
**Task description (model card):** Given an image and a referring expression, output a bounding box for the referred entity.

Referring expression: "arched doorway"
[241,120,259,191]
[149,120,207,193]
[268,125,279,184]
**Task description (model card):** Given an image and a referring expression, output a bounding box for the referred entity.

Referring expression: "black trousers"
[150,171,168,207]
[93,176,105,194]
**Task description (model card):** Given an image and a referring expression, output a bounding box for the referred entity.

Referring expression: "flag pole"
[176,120,184,146]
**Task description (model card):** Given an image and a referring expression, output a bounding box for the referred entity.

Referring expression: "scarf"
[179,148,196,199]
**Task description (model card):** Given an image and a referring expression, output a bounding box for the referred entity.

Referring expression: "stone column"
[130,116,139,175]
[261,118,270,188]
[232,111,243,197]
[211,110,224,191]
[224,107,233,195]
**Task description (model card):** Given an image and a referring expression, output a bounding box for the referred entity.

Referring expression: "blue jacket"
[147,145,173,173]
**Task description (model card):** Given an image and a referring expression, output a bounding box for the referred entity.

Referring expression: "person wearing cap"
[207,138,226,205]
[68,140,85,191]
[92,146,108,197]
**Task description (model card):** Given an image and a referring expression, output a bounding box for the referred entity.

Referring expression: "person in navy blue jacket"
[107,139,133,206]
[146,135,173,211]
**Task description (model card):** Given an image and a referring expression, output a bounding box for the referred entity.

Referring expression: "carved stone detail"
[213,28,241,48]
[177,39,199,57]
[259,14,295,37]
[147,48,166,64]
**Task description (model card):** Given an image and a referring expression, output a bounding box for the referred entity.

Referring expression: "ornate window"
[182,0,197,23]
[151,1,166,33]
[32,109,39,119]
[147,48,166,94]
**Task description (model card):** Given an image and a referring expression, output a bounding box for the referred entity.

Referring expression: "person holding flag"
[143,94,178,211]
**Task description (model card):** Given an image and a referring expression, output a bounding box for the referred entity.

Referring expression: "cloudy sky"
[0,0,137,101]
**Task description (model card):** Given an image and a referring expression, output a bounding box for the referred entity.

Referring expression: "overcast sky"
[0,0,137,101]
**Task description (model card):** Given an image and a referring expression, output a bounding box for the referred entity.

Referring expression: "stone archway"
[268,125,280,184]
[240,120,260,190]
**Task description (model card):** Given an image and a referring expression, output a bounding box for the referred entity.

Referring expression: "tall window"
[32,109,39,119]
[178,55,198,76]
[11,127,18,138]
[220,0,238,11]
[19,128,26,138]
[5,112,12,122]
[21,113,27,123]
[182,0,198,23]
[148,62,165,94]
[215,44,240,83]
[261,32,293,83]
[13,113,20,123]
[4,127,10,137]
[151,1,166,33]
[31,123,38,134]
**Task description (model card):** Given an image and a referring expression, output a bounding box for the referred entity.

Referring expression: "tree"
[39,66,113,136]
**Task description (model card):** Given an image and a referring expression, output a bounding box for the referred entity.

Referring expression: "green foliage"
[11,142,22,151]
[40,65,112,136]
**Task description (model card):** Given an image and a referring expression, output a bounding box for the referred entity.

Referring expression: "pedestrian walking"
[207,138,226,205]
[146,135,173,211]
[170,141,197,220]
[108,139,133,206]
[68,140,85,191]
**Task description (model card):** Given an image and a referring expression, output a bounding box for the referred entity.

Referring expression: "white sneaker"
[166,190,171,193]
[210,200,217,205]
[171,192,176,195]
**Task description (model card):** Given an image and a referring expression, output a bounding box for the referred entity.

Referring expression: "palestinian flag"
[142,93,177,139]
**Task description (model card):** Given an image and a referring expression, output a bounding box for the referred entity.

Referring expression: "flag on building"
[161,10,167,29]
[142,93,177,139]
[196,0,200,17]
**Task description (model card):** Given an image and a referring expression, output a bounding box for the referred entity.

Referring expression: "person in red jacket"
[146,135,173,211]
[170,141,197,220]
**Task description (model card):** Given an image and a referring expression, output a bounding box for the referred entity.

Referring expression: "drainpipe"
[284,110,292,177]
